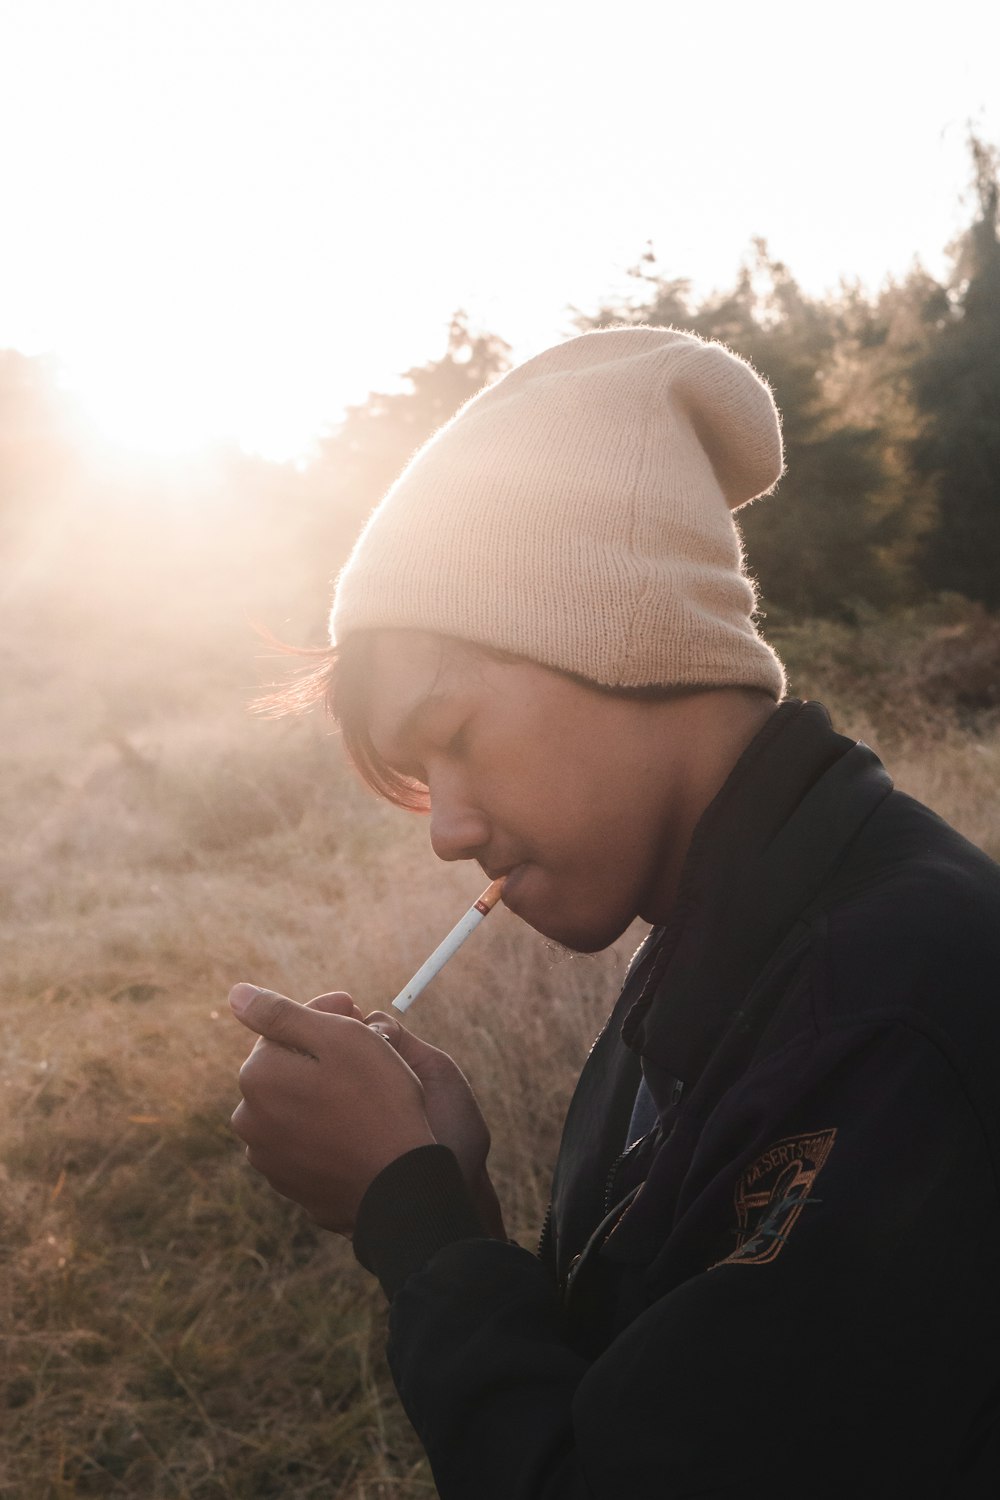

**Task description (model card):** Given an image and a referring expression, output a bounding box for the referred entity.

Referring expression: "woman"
[231,327,1000,1498]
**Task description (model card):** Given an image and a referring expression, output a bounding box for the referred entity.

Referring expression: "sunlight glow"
[71,355,223,459]
[1,0,997,464]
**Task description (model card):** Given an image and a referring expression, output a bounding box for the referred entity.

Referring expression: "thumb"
[229,983,321,1055]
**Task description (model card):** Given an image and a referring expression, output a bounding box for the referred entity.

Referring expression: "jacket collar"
[621,699,893,1091]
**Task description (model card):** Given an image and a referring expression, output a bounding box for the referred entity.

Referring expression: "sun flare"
[71,357,223,459]
[64,336,333,464]
[3,0,998,469]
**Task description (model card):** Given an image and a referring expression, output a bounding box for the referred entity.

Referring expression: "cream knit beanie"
[331,325,786,698]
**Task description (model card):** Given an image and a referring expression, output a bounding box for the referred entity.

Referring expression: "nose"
[427,777,490,864]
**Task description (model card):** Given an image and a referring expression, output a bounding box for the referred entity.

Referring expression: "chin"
[529,909,634,955]
[503,867,636,953]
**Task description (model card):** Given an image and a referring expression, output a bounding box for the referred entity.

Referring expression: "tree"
[911,136,1000,604]
[823,268,949,601]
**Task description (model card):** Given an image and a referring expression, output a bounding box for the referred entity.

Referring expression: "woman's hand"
[229,984,436,1236]
[362,1008,506,1240]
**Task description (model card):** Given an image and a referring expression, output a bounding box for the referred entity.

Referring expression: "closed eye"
[393,710,471,783]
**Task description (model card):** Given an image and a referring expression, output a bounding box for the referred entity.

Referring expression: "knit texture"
[331,326,787,697]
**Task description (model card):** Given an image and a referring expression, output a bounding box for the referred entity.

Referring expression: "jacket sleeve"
[353,1024,1000,1499]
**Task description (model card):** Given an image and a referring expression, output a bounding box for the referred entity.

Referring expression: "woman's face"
[361,630,691,953]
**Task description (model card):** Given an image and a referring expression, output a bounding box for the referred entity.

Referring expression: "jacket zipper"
[562,1077,686,1303]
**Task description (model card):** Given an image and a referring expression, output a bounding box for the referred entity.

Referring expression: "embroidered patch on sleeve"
[713,1128,838,1267]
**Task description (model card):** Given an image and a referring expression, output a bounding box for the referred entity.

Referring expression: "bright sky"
[1,0,997,459]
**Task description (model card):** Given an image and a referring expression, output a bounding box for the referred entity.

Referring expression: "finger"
[238,1031,307,1102]
[229,1097,284,1153]
[229,984,320,1056]
[365,1010,446,1070]
[364,1008,404,1046]
[230,1098,250,1143]
[365,1010,473,1091]
[306,991,363,1019]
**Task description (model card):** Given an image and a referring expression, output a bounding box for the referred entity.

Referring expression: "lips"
[496,863,526,908]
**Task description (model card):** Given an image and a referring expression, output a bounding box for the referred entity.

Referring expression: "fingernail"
[229,983,261,1016]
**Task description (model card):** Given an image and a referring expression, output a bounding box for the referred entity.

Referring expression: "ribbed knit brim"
[331,325,786,699]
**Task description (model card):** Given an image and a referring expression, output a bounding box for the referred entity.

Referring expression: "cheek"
[508,750,603,834]
[509,839,646,950]
[544,783,644,870]
[563,808,663,919]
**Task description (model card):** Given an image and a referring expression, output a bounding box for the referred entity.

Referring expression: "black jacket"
[354,701,1000,1498]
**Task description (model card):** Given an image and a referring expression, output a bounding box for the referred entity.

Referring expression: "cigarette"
[389,878,506,1014]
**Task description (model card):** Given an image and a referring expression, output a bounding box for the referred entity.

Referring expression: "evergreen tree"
[825,269,948,602]
[911,137,1000,604]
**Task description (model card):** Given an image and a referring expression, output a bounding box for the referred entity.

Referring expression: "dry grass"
[2,565,999,1496]
[0,572,631,1498]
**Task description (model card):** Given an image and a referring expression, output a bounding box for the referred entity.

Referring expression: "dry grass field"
[2,529,999,1497]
